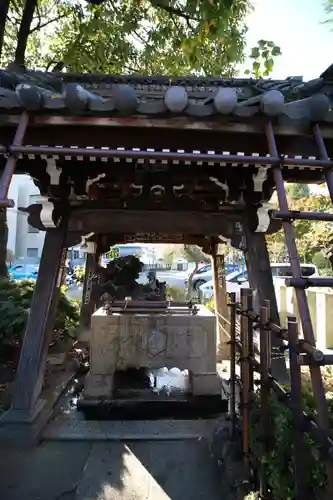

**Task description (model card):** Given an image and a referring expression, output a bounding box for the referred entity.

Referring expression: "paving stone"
[76,440,222,500]
[0,442,91,500]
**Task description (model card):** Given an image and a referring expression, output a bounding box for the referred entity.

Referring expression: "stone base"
[0,398,48,445]
[191,373,222,396]
[0,372,74,445]
[84,372,113,400]
[43,417,217,441]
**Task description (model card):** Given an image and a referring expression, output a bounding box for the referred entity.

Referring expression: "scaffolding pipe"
[313,124,333,203]
[0,113,29,202]
[0,144,331,168]
[271,210,333,222]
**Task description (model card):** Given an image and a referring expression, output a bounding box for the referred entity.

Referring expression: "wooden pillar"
[243,226,288,382]
[79,242,99,340]
[211,243,230,360]
[10,224,67,418]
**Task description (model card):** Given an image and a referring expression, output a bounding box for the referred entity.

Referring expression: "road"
[138,270,189,288]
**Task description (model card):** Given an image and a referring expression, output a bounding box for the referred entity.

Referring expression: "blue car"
[8,263,39,281]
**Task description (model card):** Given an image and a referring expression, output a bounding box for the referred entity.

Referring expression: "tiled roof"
[0,67,332,124]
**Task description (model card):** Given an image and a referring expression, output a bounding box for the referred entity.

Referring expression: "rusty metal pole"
[265,121,331,436]
[228,292,237,438]
[0,112,29,205]
[246,289,254,396]
[263,299,272,374]
[313,124,333,204]
[259,304,270,499]
[287,314,308,499]
[240,289,250,471]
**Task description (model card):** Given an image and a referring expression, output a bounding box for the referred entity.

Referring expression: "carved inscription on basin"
[84,305,220,399]
[89,306,215,374]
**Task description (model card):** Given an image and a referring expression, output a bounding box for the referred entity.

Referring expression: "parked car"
[188,264,212,290]
[199,269,249,300]
[185,263,242,291]
[199,263,319,300]
[8,263,39,280]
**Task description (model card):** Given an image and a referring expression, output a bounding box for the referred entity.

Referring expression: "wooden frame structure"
[0,67,332,443]
[229,289,333,498]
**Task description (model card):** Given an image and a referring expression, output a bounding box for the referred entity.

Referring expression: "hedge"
[0,278,79,357]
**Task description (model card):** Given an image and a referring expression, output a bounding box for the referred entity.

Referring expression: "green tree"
[267,194,333,265]
[183,245,209,298]
[325,0,333,25]
[285,183,310,201]
[0,0,74,66]
[0,0,282,276]
[162,249,175,268]
[1,0,281,78]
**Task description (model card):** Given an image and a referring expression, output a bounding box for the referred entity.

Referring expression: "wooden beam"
[79,250,99,339]
[1,118,333,162]
[11,224,68,415]
[243,226,288,383]
[68,209,242,236]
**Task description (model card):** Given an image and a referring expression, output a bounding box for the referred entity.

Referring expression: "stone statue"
[97,256,166,304]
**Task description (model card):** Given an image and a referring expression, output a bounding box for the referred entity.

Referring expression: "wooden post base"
[11,224,68,416]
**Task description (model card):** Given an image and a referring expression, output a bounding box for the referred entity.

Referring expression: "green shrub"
[166,285,186,301]
[0,278,79,352]
[250,387,332,499]
[205,297,215,312]
[73,265,85,284]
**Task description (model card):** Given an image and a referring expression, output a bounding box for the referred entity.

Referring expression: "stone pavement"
[0,439,222,500]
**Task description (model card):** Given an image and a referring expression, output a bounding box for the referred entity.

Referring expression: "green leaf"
[272,45,282,56]
[264,57,274,72]
[257,39,267,47]
[250,46,260,59]
[1,0,254,77]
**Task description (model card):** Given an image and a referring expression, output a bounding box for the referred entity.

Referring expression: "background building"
[7,175,45,262]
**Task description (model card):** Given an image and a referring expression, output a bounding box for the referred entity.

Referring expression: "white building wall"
[7,174,45,261]
[7,176,20,255]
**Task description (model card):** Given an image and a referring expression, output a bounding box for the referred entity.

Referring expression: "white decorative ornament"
[40,200,57,228]
[80,232,95,249]
[260,90,285,116]
[46,158,61,185]
[213,88,238,114]
[209,176,229,198]
[86,241,97,254]
[173,184,184,197]
[86,173,106,193]
[252,166,268,192]
[255,203,272,233]
[164,86,188,112]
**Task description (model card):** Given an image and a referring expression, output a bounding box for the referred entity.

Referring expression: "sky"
[240,0,332,80]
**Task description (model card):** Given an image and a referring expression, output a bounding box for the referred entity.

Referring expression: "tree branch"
[29,13,68,33]
[149,0,198,22]
[0,0,10,58]
[14,0,38,65]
